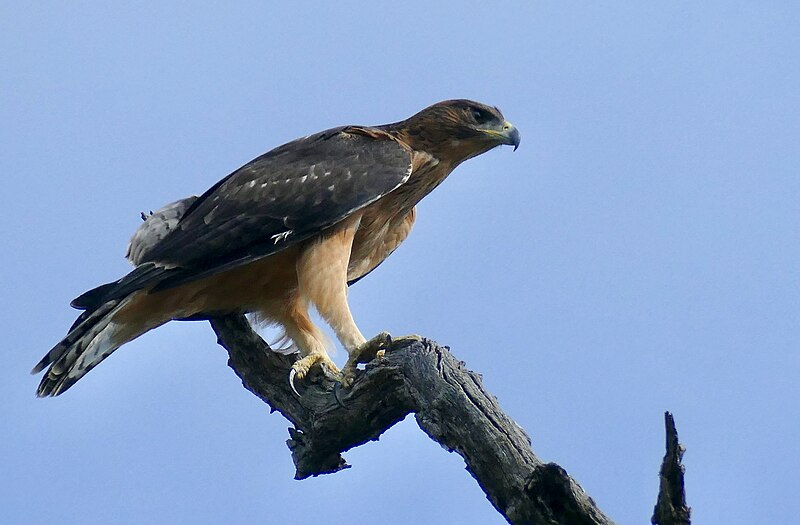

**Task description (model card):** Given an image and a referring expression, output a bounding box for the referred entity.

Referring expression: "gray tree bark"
[209,314,688,525]
[652,412,692,525]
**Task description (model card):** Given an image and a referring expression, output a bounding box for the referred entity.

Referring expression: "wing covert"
[126,196,199,266]
[140,128,412,289]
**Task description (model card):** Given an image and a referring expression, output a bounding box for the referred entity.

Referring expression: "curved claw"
[289,368,301,396]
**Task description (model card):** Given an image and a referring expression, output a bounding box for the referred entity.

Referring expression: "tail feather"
[37,261,181,397]
[34,296,136,397]
[33,300,119,374]
[70,263,171,311]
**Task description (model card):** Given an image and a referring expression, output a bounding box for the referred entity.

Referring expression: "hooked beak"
[480,121,521,151]
[501,121,521,151]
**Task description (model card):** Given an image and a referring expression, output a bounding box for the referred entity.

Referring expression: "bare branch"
[652,412,691,525]
[210,314,615,524]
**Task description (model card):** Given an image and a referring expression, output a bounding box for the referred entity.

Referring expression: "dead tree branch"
[652,412,691,525]
[210,314,683,525]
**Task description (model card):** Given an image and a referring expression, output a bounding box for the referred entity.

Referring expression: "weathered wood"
[652,412,691,525]
[209,314,615,524]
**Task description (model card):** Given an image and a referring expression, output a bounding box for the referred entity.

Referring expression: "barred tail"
[33,296,138,397]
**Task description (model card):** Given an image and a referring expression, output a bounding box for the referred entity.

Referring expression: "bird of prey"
[33,99,520,397]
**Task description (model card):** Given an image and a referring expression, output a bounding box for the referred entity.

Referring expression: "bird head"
[389,99,520,163]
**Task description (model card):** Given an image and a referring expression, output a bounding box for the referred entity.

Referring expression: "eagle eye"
[470,107,492,125]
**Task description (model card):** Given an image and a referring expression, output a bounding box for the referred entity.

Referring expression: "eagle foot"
[339,332,424,388]
[353,331,393,364]
[289,353,341,396]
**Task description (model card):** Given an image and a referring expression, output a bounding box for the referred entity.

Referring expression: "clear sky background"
[2,2,798,524]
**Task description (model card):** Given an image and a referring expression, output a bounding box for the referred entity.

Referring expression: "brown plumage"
[33,99,520,396]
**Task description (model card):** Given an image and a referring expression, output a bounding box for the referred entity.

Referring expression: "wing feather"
[140,127,412,290]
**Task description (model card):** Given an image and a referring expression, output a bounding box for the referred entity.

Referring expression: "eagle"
[33,99,520,397]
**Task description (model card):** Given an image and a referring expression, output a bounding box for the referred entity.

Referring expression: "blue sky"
[2,2,798,524]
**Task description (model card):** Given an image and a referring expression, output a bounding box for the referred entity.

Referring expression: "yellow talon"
[288,353,341,396]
